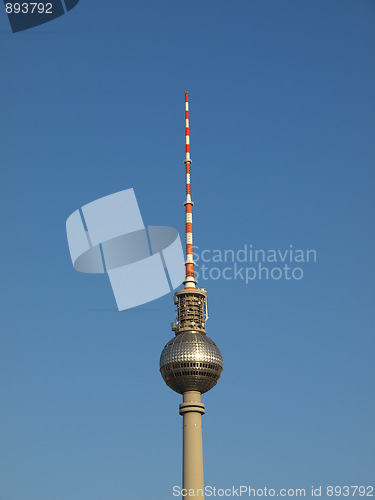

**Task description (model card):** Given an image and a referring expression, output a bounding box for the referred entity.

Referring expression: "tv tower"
[160,93,223,498]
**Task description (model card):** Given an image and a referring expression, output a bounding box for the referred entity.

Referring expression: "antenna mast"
[184,91,196,289]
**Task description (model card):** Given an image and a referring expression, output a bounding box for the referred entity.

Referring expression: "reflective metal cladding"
[160,332,223,394]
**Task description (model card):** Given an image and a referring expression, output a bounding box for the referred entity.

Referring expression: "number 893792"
[5,2,52,14]
[327,486,373,497]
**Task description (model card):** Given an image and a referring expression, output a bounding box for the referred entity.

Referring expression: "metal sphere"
[160,332,223,394]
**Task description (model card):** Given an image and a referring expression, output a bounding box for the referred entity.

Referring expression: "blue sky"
[1,1,374,499]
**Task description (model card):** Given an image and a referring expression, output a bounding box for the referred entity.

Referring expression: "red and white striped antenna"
[183,92,197,289]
